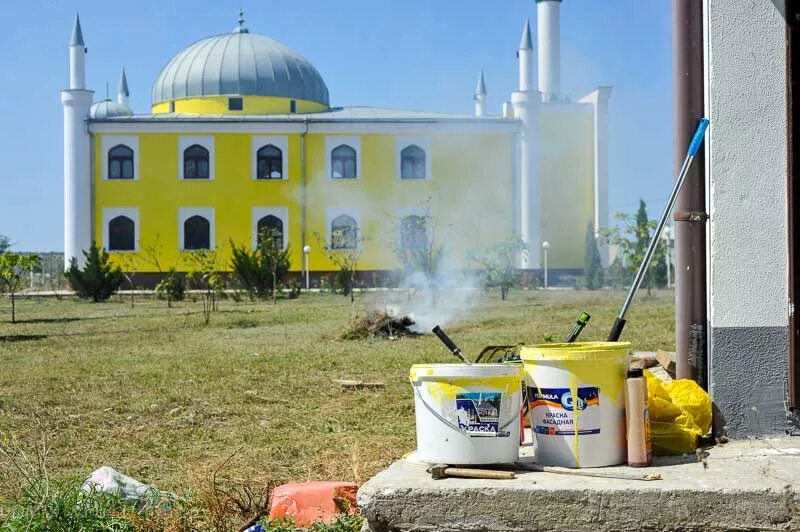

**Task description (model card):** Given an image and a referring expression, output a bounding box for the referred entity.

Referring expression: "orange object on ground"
[268,481,358,527]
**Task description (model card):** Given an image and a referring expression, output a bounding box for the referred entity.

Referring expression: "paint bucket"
[520,342,630,468]
[410,363,523,464]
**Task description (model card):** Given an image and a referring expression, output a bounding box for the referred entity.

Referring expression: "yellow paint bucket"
[520,342,630,468]
[410,364,523,464]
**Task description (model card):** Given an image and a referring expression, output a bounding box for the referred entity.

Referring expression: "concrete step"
[358,438,800,531]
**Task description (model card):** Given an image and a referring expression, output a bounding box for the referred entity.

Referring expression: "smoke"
[380,252,482,334]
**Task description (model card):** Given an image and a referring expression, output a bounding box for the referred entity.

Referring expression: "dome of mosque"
[151,14,329,108]
[89,99,133,119]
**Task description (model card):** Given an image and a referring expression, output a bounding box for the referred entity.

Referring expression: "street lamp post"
[303,245,311,290]
[542,241,550,289]
[663,226,672,289]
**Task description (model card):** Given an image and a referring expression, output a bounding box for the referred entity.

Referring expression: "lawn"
[0,288,674,523]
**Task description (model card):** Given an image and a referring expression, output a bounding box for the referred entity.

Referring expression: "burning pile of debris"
[341,309,420,340]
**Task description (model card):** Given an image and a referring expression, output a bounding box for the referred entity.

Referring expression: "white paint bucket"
[409,363,523,465]
[520,342,630,468]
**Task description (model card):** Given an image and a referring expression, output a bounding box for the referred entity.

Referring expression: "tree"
[0,253,39,323]
[230,228,291,304]
[584,221,603,290]
[390,205,445,304]
[155,267,185,307]
[314,228,366,304]
[65,244,124,302]
[470,236,527,300]
[0,235,10,255]
[600,199,667,295]
[117,253,140,308]
[185,250,224,324]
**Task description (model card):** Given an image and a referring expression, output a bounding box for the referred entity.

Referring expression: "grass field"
[0,288,674,525]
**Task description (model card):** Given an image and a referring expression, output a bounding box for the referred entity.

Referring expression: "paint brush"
[565,311,591,343]
[432,325,472,364]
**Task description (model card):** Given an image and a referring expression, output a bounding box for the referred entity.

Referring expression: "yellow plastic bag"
[644,371,712,455]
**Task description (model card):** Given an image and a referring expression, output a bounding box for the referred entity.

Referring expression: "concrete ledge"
[358,439,800,531]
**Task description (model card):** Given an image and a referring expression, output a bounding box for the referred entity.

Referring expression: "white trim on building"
[395,136,432,180]
[326,136,361,180]
[251,206,289,250]
[251,135,289,180]
[100,135,139,180]
[102,207,139,252]
[178,136,215,180]
[178,207,215,250]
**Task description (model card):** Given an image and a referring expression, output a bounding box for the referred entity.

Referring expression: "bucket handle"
[412,383,520,438]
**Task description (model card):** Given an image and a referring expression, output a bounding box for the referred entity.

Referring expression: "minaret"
[117,67,130,106]
[61,14,94,268]
[511,19,540,268]
[474,70,487,117]
[537,0,561,102]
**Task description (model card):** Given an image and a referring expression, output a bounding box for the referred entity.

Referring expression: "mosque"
[61,1,610,282]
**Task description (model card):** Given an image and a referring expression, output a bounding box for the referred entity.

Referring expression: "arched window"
[184,145,210,179]
[331,214,358,250]
[108,216,135,251]
[184,215,210,250]
[401,215,428,253]
[257,145,283,179]
[331,145,357,179]
[401,145,426,179]
[257,215,284,248]
[108,145,134,179]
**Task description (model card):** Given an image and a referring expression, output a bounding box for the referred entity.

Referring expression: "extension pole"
[607,118,709,342]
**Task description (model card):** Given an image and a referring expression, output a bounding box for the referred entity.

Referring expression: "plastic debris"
[645,371,713,455]
[268,481,358,527]
[82,466,156,501]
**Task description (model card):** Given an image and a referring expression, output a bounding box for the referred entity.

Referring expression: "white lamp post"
[303,245,311,290]
[662,226,672,289]
[542,241,550,289]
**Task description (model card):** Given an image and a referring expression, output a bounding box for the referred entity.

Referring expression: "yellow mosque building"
[61,3,610,283]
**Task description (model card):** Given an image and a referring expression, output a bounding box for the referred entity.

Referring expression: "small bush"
[155,267,186,307]
[230,236,290,302]
[65,243,123,302]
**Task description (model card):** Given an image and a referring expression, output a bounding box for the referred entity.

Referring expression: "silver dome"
[151,30,329,107]
[90,99,133,119]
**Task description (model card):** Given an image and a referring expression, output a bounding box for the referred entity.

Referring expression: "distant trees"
[0,235,10,255]
[65,244,123,302]
[584,222,603,290]
[0,253,40,322]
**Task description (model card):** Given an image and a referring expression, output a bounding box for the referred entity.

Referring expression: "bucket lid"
[520,341,631,362]
[410,363,523,382]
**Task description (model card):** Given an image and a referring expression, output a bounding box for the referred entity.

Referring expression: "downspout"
[300,117,309,278]
[672,0,708,387]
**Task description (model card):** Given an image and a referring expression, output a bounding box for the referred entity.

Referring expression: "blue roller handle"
[687,118,710,157]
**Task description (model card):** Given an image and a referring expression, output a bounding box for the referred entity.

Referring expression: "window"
[108,145,134,180]
[331,145,357,179]
[229,97,243,111]
[184,144,210,179]
[401,145,426,179]
[331,214,358,250]
[256,215,284,248]
[401,215,428,252]
[108,215,135,251]
[169,101,175,113]
[184,215,210,250]
[290,100,297,113]
[257,145,283,179]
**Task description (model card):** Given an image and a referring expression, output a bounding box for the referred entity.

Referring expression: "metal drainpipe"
[672,0,708,387]
[300,117,309,281]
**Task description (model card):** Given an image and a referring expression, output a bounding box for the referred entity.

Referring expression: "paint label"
[455,392,509,437]
[529,387,601,436]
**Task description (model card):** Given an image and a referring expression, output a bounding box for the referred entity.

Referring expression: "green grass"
[0,289,674,527]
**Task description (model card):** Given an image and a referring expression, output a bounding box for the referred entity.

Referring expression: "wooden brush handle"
[444,468,516,480]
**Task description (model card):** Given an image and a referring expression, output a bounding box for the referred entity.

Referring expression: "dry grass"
[0,289,674,508]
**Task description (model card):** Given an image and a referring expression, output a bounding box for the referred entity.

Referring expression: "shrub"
[230,233,291,304]
[65,243,123,302]
[155,267,186,307]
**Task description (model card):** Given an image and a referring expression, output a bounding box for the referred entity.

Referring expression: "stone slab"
[358,438,800,531]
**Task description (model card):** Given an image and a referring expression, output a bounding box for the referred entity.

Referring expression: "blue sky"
[0,0,672,252]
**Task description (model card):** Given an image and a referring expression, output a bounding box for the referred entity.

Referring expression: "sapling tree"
[314,228,366,304]
[141,235,185,307]
[469,236,527,300]
[117,253,140,308]
[230,228,291,304]
[390,204,444,304]
[65,244,124,302]
[0,253,40,323]
[185,249,223,324]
